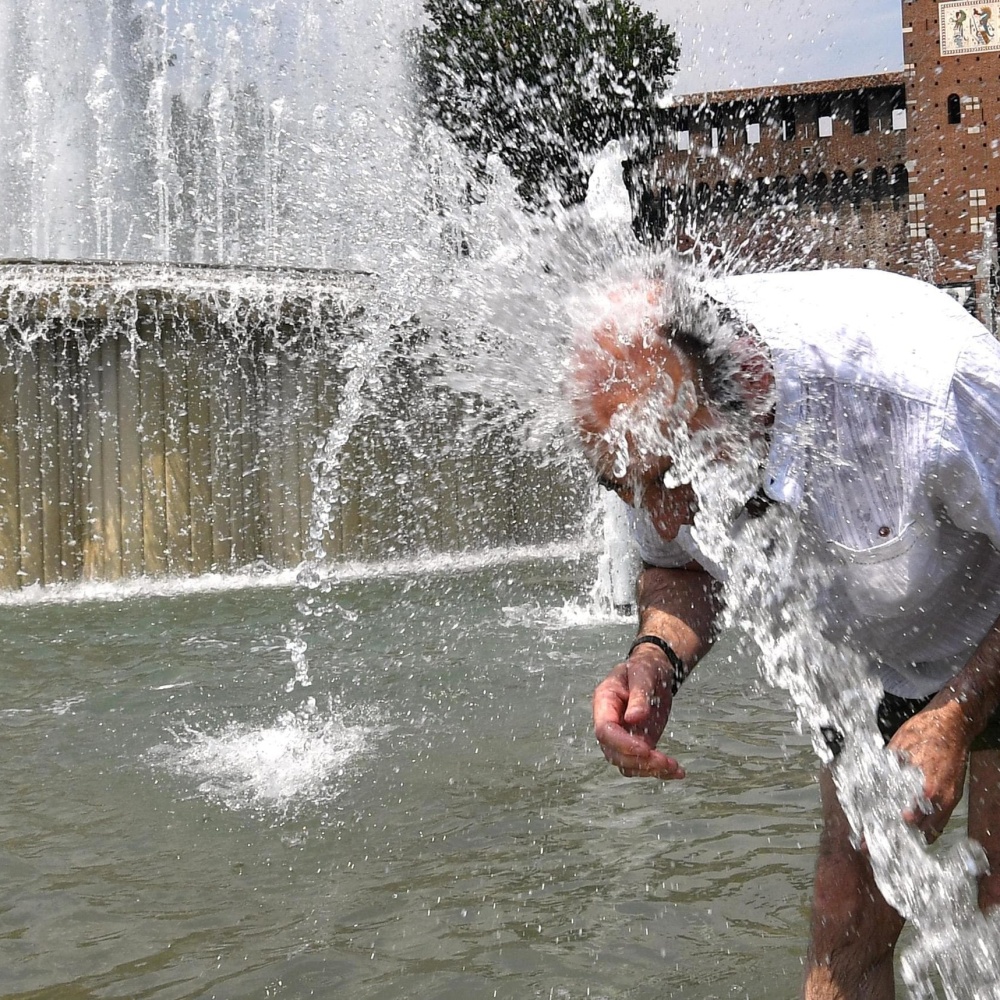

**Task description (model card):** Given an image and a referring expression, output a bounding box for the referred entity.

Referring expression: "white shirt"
[630,269,1000,699]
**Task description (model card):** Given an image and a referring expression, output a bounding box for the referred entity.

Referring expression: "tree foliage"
[413,0,679,206]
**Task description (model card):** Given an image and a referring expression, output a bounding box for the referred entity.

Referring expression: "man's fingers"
[595,721,685,779]
[594,667,654,728]
[593,673,629,726]
[902,802,944,843]
[618,757,686,779]
[593,660,679,778]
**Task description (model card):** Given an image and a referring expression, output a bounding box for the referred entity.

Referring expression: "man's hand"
[593,646,684,779]
[887,705,970,843]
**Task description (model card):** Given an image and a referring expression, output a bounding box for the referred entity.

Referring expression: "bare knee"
[805,770,905,999]
[810,847,904,965]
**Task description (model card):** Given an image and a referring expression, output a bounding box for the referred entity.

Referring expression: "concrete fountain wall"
[0,260,588,589]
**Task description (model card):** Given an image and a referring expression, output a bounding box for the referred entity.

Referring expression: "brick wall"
[637,6,1000,323]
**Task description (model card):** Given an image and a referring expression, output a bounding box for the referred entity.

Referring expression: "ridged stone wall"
[0,262,588,588]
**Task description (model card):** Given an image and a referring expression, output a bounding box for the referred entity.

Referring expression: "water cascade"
[0,0,592,588]
[0,0,450,270]
[0,259,588,587]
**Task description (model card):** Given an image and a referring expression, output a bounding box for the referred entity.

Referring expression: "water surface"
[0,555,819,999]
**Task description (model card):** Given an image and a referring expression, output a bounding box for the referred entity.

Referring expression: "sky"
[639,0,905,95]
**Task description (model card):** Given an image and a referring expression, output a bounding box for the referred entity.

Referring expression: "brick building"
[634,0,1000,327]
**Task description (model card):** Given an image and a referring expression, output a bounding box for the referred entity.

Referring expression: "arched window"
[871,167,889,204]
[890,164,909,208]
[851,169,868,206]
[813,172,829,206]
[712,181,730,215]
[661,185,675,217]
[831,170,849,205]
[947,93,961,125]
[754,177,770,206]
[773,175,790,206]
[674,184,692,219]
[731,180,749,211]
[695,181,712,219]
[794,174,809,207]
[647,186,668,240]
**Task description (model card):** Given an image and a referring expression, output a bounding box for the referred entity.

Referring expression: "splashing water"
[149,698,372,814]
[6,0,998,990]
[430,140,1000,992]
[0,0,446,272]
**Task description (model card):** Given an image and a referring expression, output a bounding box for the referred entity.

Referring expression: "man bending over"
[569,268,1000,999]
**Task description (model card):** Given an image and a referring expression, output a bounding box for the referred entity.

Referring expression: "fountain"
[0,0,591,589]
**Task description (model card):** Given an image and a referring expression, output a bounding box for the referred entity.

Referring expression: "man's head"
[568,277,768,541]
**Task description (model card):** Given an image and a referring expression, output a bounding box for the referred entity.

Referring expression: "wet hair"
[650,268,752,414]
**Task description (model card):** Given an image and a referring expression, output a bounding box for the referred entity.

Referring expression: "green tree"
[413,0,679,207]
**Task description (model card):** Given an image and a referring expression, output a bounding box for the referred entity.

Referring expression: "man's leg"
[968,748,1000,912]
[803,767,906,1000]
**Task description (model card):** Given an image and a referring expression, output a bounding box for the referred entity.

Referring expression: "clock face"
[939,2,1000,55]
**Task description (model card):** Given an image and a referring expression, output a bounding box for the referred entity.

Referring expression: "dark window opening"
[781,100,796,140]
[674,185,691,219]
[831,170,849,205]
[851,169,868,206]
[852,95,870,134]
[813,172,829,206]
[947,93,961,124]
[712,181,730,214]
[871,167,889,203]
[890,164,909,208]
[695,182,712,219]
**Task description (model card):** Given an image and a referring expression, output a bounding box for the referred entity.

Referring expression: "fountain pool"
[0,553,827,999]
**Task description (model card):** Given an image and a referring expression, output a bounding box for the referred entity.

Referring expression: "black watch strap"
[627,635,689,695]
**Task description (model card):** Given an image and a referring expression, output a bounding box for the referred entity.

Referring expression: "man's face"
[569,282,771,545]
[596,459,699,542]
[570,314,714,542]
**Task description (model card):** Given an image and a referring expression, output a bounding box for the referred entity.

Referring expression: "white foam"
[0,541,598,607]
[501,600,632,631]
[148,706,371,814]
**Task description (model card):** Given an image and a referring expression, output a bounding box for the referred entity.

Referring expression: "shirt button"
[878,525,891,538]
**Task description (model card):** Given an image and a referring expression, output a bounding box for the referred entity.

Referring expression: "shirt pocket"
[827,520,939,619]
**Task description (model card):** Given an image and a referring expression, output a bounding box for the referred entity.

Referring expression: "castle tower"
[902,0,1000,301]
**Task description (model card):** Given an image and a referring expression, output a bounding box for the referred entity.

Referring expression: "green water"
[0,555,818,999]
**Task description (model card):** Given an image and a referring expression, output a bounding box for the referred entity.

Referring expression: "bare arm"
[636,562,722,665]
[889,611,1000,841]
[593,562,722,779]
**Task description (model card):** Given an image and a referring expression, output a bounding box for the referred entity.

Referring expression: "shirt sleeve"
[937,333,1000,551]
[627,505,694,567]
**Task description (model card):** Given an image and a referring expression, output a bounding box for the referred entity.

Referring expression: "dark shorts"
[822,690,1000,757]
